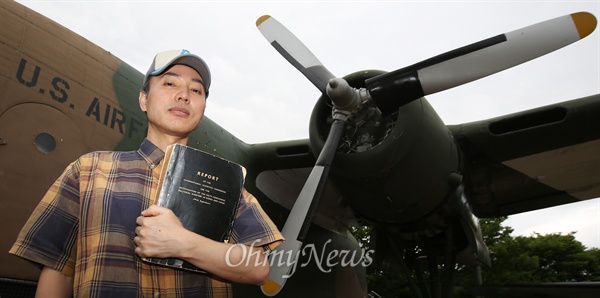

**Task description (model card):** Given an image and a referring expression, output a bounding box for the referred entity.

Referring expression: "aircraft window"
[34,132,56,154]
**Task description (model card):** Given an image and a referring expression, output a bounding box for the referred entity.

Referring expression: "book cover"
[143,143,245,273]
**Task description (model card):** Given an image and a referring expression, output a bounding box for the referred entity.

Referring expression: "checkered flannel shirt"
[10,139,283,297]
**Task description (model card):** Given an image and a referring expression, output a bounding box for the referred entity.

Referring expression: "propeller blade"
[366,12,598,114]
[261,118,347,296]
[256,16,368,295]
[256,15,336,93]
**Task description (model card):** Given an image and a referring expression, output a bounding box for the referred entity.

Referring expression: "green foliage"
[580,248,600,281]
[513,232,597,282]
[477,233,540,284]
[350,217,600,295]
[478,219,600,284]
[350,225,373,250]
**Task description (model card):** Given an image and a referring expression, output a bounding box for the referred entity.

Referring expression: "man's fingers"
[140,204,168,217]
[140,205,157,217]
[133,236,145,256]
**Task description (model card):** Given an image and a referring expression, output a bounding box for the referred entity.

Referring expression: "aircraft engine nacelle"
[309,70,461,233]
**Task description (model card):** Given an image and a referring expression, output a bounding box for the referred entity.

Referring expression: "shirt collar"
[138,139,165,169]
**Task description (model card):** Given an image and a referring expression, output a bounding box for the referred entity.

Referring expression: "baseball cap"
[143,49,211,97]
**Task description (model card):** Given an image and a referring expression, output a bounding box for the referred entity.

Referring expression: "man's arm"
[134,205,270,285]
[36,266,73,297]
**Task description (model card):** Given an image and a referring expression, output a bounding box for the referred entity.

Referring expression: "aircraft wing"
[451,94,600,218]
[240,139,361,234]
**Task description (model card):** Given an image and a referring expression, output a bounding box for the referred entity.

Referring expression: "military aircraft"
[0,1,598,297]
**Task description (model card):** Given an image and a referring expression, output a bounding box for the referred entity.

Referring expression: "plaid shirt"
[10,139,283,297]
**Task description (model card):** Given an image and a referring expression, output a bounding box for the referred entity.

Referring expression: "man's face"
[139,64,207,139]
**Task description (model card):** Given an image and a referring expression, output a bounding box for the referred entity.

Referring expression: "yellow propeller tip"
[260,279,282,296]
[256,15,272,27]
[571,12,597,39]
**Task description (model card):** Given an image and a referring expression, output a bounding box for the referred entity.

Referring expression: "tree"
[460,218,600,285]
[351,217,600,295]
[516,232,599,282]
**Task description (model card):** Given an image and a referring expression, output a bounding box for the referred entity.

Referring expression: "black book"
[143,143,245,273]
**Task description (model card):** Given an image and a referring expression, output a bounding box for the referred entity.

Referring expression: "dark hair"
[141,77,151,94]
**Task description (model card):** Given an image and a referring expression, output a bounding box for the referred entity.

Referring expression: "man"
[10,49,283,297]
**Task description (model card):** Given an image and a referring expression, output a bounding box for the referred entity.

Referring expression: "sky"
[14,0,599,249]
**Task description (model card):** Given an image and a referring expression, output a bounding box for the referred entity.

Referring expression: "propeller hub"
[326,78,372,121]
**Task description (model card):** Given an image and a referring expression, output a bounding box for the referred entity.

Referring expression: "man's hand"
[134,205,270,284]
[134,205,191,258]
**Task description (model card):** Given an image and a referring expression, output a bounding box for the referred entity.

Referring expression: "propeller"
[256,15,335,93]
[366,12,597,114]
[257,15,368,296]
[255,11,596,296]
